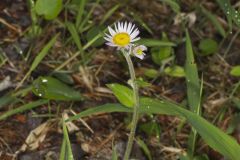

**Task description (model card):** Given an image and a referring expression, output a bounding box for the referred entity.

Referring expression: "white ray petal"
[123,21,128,31]
[140,45,147,51]
[106,42,116,47]
[134,53,145,59]
[117,22,122,32]
[104,37,112,42]
[114,23,119,33]
[131,37,140,42]
[130,31,140,40]
[129,24,136,34]
[104,33,112,39]
[108,26,116,36]
[127,22,132,33]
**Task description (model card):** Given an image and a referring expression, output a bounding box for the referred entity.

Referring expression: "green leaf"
[151,47,172,65]
[135,78,151,87]
[139,122,161,138]
[215,0,240,30]
[164,65,185,77]
[136,138,152,160]
[215,0,232,31]
[75,0,87,28]
[18,33,58,87]
[0,95,19,109]
[32,76,83,101]
[144,68,159,78]
[151,33,173,65]
[226,113,240,134]
[129,12,153,35]
[159,0,180,13]
[201,6,226,37]
[36,0,62,20]
[100,4,120,25]
[60,131,67,160]
[52,72,74,85]
[230,66,240,76]
[107,83,134,108]
[138,38,176,47]
[185,30,201,156]
[86,26,105,47]
[62,118,74,160]
[0,99,49,121]
[66,22,83,52]
[30,34,58,72]
[232,97,240,110]
[66,103,130,122]
[185,30,201,113]
[193,154,209,160]
[67,98,240,160]
[199,38,218,56]
[112,144,119,160]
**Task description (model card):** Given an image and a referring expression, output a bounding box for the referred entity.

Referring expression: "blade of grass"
[185,30,201,114]
[66,22,84,60]
[216,0,232,31]
[16,34,59,90]
[62,117,74,160]
[60,134,67,160]
[159,0,180,14]
[0,99,49,121]
[54,31,103,71]
[75,0,87,28]
[100,4,120,25]
[78,0,101,32]
[138,38,176,47]
[201,6,226,37]
[185,30,201,157]
[136,138,152,160]
[129,12,153,35]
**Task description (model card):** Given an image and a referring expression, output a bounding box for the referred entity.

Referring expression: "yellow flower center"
[136,49,143,55]
[113,33,130,46]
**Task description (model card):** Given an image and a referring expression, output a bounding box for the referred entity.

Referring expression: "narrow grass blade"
[201,6,226,37]
[159,0,180,13]
[215,0,240,30]
[16,34,59,89]
[0,99,49,121]
[185,30,201,156]
[66,103,130,122]
[112,144,119,160]
[216,0,232,31]
[66,22,84,58]
[185,30,201,114]
[136,138,152,160]
[79,0,101,32]
[130,12,153,34]
[138,38,176,47]
[60,135,67,160]
[100,4,120,25]
[75,0,87,28]
[0,95,19,109]
[62,118,74,160]
[30,34,59,72]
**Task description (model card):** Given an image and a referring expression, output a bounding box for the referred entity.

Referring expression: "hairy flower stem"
[122,49,140,160]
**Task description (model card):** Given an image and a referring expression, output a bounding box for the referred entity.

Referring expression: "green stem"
[122,49,140,160]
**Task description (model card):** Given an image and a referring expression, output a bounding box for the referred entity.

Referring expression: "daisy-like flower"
[132,45,147,59]
[104,22,140,49]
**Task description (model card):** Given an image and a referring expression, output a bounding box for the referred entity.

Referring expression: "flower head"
[104,22,140,49]
[132,45,147,59]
